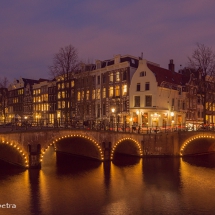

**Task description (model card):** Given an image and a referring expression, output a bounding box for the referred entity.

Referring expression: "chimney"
[168,59,175,72]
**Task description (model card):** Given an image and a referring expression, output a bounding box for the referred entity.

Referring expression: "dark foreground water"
[1,147,215,215]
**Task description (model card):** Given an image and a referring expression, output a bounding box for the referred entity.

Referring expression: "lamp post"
[117,115,119,132]
[111,108,115,131]
[24,116,28,130]
[129,116,133,132]
[36,115,38,126]
[170,111,174,131]
[57,113,60,127]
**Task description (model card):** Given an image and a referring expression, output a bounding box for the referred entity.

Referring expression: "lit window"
[115,86,120,96]
[81,91,84,100]
[109,86,113,97]
[77,92,80,101]
[102,88,106,98]
[71,80,74,87]
[62,91,65,98]
[86,90,89,100]
[116,72,120,82]
[109,73,113,82]
[97,89,100,99]
[92,89,95,99]
[122,85,127,95]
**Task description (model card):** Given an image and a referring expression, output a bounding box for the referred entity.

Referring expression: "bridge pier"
[28,144,41,169]
[103,142,112,161]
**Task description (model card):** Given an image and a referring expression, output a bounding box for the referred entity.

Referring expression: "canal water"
[1,146,215,215]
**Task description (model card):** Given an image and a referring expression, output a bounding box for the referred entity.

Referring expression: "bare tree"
[0,77,9,125]
[0,76,9,88]
[49,45,80,127]
[188,43,215,124]
[49,45,79,78]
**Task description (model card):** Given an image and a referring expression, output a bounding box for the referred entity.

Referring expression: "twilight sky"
[0,0,215,82]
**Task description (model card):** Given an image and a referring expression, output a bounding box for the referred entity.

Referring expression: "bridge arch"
[41,134,104,162]
[0,140,29,167]
[180,134,215,156]
[111,137,143,159]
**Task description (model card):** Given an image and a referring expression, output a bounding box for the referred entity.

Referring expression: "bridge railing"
[0,120,214,134]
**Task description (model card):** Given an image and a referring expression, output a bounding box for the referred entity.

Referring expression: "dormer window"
[96,60,101,69]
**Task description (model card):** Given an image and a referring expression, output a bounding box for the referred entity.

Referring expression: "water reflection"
[1,148,215,214]
[0,160,25,180]
[143,157,181,190]
[55,152,101,175]
[112,154,141,167]
[28,169,42,215]
[182,153,215,168]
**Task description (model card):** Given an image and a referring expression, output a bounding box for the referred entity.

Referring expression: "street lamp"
[36,115,38,126]
[111,108,115,131]
[57,113,60,127]
[170,111,175,130]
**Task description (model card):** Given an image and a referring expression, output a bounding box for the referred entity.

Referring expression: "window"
[182,101,185,110]
[86,90,89,100]
[197,96,201,104]
[134,96,140,107]
[102,103,106,115]
[145,82,150,91]
[123,101,127,111]
[115,86,120,97]
[102,74,106,84]
[116,71,120,82]
[92,89,95,99]
[137,83,140,91]
[86,104,90,115]
[140,71,146,77]
[109,73,113,83]
[109,86,113,97]
[58,101,61,109]
[122,84,127,96]
[102,88,106,98]
[77,92,80,101]
[97,104,100,118]
[96,89,100,99]
[145,95,152,107]
[71,89,74,97]
[62,91,65,98]
[81,91,84,100]
[172,98,175,106]
[71,80,74,87]
[178,100,181,110]
[123,71,127,80]
[97,76,100,85]
[92,76,96,85]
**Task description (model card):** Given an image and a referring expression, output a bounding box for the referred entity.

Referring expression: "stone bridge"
[0,128,215,168]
